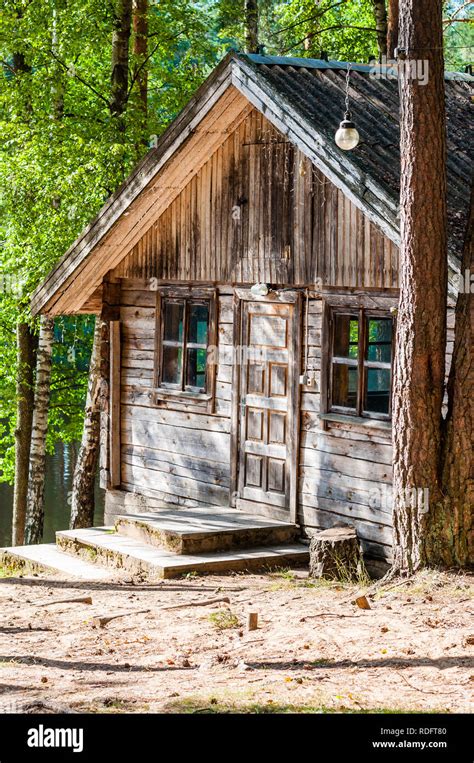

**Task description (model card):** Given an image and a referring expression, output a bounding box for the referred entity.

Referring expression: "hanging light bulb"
[335,111,360,151]
[335,62,360,151]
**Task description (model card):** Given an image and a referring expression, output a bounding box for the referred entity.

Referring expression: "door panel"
[236,298,301,518]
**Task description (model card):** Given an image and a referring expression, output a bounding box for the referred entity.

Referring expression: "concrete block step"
[114,506,298,554]
[0,543,114,580]
[56,527,309,579]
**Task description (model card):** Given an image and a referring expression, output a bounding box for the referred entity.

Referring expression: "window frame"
[154,286,217,412]
[325,303,395,422]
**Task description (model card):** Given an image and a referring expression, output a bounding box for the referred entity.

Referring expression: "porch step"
[114,507,299,554]
[0,543,113,581]
[56,527,309,579]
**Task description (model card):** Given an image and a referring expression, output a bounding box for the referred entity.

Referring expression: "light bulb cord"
[344,61,352,119]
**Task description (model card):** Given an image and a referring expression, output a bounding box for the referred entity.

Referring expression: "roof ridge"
[239,53,474,82]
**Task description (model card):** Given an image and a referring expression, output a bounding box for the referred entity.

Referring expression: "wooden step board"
[56,527,309,579]
[0,543,114,581]
[114,507,298,554]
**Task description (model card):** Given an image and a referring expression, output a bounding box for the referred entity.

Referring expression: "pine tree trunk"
[392,0,447,574]
[70,319,103,529]
[244,0,259,54]
[110,0,133,120]
[372,0,388,59]
[24,317,55,545]
[429,192,473,566]
[12,323,37,546]
[387,0,399,58]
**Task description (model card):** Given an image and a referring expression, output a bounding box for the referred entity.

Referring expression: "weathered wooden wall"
[107,279,397,560]
[118,280,233,510]
[112,109,399,289]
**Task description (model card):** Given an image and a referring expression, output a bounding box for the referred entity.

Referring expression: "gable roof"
[31,53,473,315]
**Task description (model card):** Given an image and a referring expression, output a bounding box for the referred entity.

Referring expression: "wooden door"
[234,296,301,521]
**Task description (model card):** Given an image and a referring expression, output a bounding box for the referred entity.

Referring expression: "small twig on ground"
[301,613,365,620]
[162,597,230,611]
[37,596,93,607]
[396,671,458,695]
[91,609,151,628]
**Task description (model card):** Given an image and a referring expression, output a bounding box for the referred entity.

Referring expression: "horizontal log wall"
[119,279,233,508]
[112,279,395,560]
[112,109,399,289]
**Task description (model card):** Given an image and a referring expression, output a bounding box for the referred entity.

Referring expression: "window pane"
[186,348,207,390]
[332,363,358,409]
[366,318,392,363]
[188,303,209,345]
[334,314,359,359]
[364,368,391,414]
[163,301,184,342]
[162,346,182,385]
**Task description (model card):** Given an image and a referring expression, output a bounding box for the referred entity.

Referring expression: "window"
[328,307,394,419]
[155,287,217,409]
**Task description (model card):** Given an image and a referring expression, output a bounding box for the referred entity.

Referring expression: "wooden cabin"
[31,54,473,568]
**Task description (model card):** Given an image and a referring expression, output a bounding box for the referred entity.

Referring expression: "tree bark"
[70,319,102,530]
[244,0,259,54]
[132,0,148,130]
[12,323,37,546]
[110,0,133,120]
[430,191,474,566]
[24,317,55,545]
[392,0,447,574]
[387,0,399,58]
[372,0,388,59]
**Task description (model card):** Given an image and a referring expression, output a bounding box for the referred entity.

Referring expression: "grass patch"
[0,562,22,578]
[208,609,241,630]
[165,696,436,715]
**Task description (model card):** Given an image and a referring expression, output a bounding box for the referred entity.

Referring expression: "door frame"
[229,288,302,523]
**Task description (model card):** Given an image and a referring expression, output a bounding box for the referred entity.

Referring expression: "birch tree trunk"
[12,323,37,546]
[372,0,388,59]
[24,316,55,545]
[70,319,102,529]
[392,0,447,574]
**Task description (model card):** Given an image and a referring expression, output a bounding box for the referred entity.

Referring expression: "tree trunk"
[24,317,55,545]
[70,319,103,529]
[430,191,473,566]
[12,323,37,546]
[387,0,399,58]
[372,0,388,59]
[244,0,259,54]
[392,0,447,574]
[110,0,133,120]
[132,0,148,129]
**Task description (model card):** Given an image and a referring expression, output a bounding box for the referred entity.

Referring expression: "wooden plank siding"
[115,279,396,560]
[112,109,399,290]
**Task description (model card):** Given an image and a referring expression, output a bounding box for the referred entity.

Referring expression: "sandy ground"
[0,567,472,714]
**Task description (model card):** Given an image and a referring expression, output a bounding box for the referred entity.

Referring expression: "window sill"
[154,388,211,402]
[318,412,392,433]
[152,388,214,414]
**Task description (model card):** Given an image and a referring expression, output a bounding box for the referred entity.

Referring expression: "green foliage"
[0,0,468,487]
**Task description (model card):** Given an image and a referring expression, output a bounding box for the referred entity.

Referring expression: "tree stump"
[309,526,365,582]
